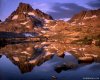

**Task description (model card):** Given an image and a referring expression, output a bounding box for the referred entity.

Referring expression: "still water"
[0,53,100,80]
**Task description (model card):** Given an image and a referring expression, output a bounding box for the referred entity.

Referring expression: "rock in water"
[78,57,94,63]
[51,76,57,80]
[0,55,2,58]
[55,63,77,73]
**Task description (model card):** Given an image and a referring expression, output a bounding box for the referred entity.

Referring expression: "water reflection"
[0,42,53,74]
[0,54,100,80]
[0,42,100,80]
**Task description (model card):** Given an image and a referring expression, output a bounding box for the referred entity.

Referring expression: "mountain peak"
[5,2,53,21]
[16,2,33,12]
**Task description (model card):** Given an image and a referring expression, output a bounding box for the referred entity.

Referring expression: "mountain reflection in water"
[0,42,53,73]
[0,43,100,80]
[0,54,100,80]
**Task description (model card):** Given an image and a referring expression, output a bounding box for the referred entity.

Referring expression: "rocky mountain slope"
[69,9,100,27]
[0,2,53,33]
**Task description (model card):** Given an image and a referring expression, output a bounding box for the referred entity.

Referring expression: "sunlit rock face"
[16,2,33,12]
[69,9,100,27]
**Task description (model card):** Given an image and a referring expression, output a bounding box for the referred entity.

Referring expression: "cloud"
[32,2,51,12]
[48,3,88,19]
[87,0,100,8]
[33,2,48,7]
[57,18,71,21]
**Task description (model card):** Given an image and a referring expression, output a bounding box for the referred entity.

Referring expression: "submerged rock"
[55,65,62,73]
[0,55,2,58]
[51,76,57,80]
[55,63,77,73]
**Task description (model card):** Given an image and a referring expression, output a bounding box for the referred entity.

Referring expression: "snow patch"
[26,26,31,28]
[20,21,28,25]
[84,17,90,19]
[41,30,46,34]
[45,52,54,56]
[91,15,97,18]
[45,19,51,23]
[24,33,34,37]
[29,59,37,64]
[23,12,27,14]
[71,23,76,26]
[21,51,29,54]
[13,57,19,61]
[78,22,85,25]
[84,15,97,19]
[65,52,72,56]
[28,12,35,16]
[12,15,18,20]
[58,18,70,21]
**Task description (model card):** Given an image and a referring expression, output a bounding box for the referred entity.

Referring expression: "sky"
[0,0,100,21]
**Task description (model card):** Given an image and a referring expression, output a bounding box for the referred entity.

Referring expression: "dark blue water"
[0,53,100,80]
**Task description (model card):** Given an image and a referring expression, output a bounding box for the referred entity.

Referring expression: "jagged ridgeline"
[0,2,53,32]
